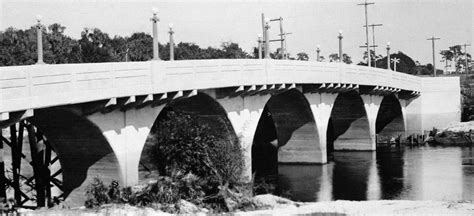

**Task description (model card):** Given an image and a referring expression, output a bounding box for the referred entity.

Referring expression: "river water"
[271,146,474,202]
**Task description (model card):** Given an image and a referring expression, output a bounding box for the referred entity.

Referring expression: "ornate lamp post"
[168,23,174,61]
[36,15,44,64]
[316,45,321,62]
[386,42,391,70]
[338,30,343,63]
[264,18,270,59]
[151,8,161,61]
[257,34,263,59]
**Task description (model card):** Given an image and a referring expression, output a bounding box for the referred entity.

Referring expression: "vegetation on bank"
[84,112,263,213]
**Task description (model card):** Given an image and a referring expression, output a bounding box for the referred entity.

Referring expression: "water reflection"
[272,147,474,201]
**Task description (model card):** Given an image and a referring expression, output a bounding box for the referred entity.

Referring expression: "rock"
[252,194,294,208]
[175,199,200,214]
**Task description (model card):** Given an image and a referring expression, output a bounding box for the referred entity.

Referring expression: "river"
[270,146,474,202]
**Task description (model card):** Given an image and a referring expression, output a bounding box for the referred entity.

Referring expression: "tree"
[149,111,243,184]
[220,42,250,59]
[329,53,352,64]
[45,23,82,63]
[0,27,38,66]
[296,52,309,61]
[79,28,115,63]
[374,51,416,74]
[359,50,382,67]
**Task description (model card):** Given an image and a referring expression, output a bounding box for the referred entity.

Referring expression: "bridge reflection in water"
[272,146,474,202]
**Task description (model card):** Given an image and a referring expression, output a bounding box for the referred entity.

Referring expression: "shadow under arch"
[327,90,371,150]
[138,92,238,183]
[29,108,120,205]
[376,94,405,138]
[252,89,320,177]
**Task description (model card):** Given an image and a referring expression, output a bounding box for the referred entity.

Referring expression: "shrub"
[84,178,110,208]
[149,111,244,185]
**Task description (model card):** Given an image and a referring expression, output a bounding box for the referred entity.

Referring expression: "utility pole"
[269,17,291,59]
[359,43,377,66]
[261,13,266,43]
[358,0,375,67]
[427,36,440,76]
[461,43,471,74]
[272,17,285,59]
[257,34,263,59]
[363,23,382,67]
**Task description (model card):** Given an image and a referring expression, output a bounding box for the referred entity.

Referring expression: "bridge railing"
[0,59,422,113]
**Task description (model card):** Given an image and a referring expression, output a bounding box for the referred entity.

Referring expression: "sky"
[1,0,472,65]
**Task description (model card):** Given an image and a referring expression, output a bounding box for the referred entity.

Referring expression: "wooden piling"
[9,124,21,205]
[26,124,45,207]
[0,129,6,203]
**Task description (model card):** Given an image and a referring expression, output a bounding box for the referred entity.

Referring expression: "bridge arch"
[252,89,320,177]
[375,94,405,140]
[138,92,238,183]
[29,108,121,205]
[327,90,372,151]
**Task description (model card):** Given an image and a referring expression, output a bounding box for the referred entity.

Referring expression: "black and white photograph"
[0,0,473,215]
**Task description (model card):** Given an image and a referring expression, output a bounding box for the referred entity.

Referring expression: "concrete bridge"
[0,59,460,204]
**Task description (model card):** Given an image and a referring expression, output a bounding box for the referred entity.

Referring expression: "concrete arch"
[252,89,321,177]
[29,108,121,206]
[138,92,238,183]
[328,90,372,150]
[376,94,406,139]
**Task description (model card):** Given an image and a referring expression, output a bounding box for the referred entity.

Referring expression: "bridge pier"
[218,94,270,182]
[87,105,163,186]
[306,92,338,163]
[361,94,384,151]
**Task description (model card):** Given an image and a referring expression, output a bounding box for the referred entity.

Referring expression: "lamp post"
[151,8,160,61]
[257,34,263,59]
[338,30,343,63]
[386,42,391,70]
[35,15,44,64]
[168,23,174,61]
[264,18,270,59]
[316,45,321,62]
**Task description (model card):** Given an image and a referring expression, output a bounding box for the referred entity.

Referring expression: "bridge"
[0,59,460,205]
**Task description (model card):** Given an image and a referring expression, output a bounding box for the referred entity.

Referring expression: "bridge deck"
[0,59,421,114]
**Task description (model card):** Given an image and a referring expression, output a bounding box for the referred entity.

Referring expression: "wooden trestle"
[0,120,63,208]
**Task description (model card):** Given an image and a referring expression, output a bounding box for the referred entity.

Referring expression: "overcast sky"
[1,0,472,64]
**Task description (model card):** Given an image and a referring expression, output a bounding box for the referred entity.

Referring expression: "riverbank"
[17,196,474,215]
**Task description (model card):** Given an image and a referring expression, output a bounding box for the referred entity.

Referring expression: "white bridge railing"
[0,59,422,113]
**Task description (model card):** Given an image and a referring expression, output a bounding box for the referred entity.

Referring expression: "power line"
[358,0,375,67]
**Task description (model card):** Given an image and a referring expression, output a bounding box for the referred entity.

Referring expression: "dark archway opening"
[376,94,405,141]
[252,89,320,178]
[252,105,279,177]
[327,91,371,151]
[138,93,238,183]
[30,108,121,206]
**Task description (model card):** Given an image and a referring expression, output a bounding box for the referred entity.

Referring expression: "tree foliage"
[329,53,352,64]
[149,111,244,185]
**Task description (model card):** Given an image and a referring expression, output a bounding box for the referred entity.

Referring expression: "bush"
[149,111,244,185]
[84,178,110,208]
